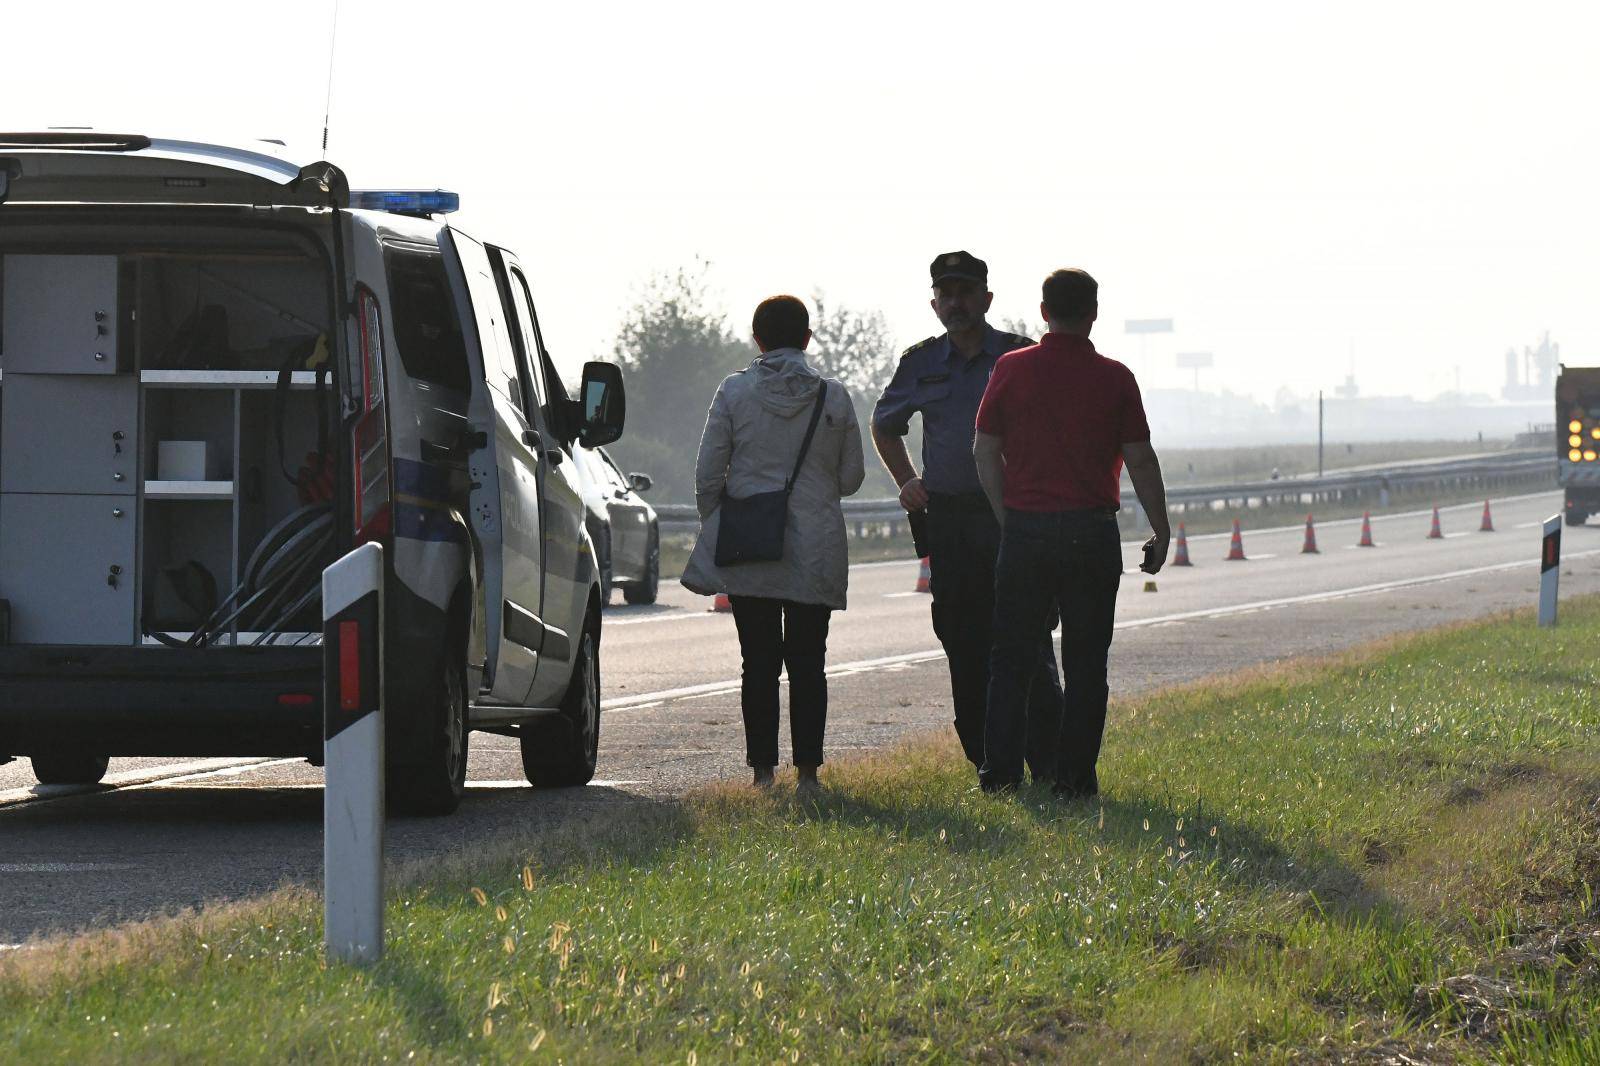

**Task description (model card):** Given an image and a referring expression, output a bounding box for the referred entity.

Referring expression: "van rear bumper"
[0,645,322,757]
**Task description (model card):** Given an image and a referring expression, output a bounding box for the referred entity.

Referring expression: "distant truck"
[1557,364,1600,525]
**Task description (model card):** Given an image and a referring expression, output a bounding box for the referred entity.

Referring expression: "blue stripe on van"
[394,502,469,544]
[394,457,453,502]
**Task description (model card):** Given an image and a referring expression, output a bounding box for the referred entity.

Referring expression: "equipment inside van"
[0,134,626,813]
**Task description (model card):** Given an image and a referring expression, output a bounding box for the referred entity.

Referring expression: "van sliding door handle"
[421,430,489,463]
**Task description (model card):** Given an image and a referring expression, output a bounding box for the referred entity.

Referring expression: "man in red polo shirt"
[972,268,1170,797]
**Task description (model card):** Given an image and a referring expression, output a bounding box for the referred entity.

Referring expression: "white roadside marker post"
[322,543,385,964]
[1539,514,1561,628]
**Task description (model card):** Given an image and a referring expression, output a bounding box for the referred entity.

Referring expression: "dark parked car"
[573,445,659,605]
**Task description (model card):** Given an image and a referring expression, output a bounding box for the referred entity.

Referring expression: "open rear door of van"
[440,230,541,704]
[0,132,347,208]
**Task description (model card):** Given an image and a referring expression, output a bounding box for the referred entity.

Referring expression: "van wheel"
[389,654,469,816]
[1566,511,1587,527]
[521,626,599,788]
[31,753,110,786]
[623,528,660,605]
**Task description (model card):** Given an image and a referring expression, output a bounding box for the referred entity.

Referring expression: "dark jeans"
[926,494,1064,782]
[983,509,1122,793]
[729,596,832,767]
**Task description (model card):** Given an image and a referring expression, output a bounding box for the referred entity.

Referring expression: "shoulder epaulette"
[899,336,938,360]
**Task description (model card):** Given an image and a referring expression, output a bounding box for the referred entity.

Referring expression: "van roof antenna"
[320,0,342,155]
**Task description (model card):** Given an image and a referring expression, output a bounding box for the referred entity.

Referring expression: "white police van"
[0,132,625,814]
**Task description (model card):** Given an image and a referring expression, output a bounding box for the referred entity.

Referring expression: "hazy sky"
[8,1,1597,404]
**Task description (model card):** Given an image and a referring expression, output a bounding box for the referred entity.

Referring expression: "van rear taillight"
[352,287,392,545]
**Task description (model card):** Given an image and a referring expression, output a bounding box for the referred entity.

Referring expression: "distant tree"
[997,314,1040,341]
[807,290,898,402]
[604,262,753,502]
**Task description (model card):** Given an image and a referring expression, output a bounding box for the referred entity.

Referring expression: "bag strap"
[785,383,829,493]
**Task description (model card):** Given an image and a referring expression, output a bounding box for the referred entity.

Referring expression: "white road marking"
[0,757,275,810]
[605,609,726,627]
[883,591,924,598]
[602,549,1600,714]
[604,647,947,711]
[465,779,644,789]
[1515,521,1542,529]
[0,862,136,873]
[120,758,305,791]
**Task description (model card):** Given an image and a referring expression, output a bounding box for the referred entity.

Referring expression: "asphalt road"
[2,491,1596,945]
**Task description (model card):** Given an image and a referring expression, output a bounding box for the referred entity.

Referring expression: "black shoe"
[1051,783,1099,802]
[980,776,1021,796]
[796,765,822,795]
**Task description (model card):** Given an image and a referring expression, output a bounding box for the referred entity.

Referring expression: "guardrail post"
[322,542,385,965]
[1539,515,1561,628]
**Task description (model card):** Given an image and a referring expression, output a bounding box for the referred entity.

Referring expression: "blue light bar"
[349,189,460,216]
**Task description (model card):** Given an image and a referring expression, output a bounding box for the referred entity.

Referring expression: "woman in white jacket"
[682,296,866,789]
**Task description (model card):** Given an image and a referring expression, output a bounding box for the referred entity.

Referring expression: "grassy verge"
[7,603,1600,1062]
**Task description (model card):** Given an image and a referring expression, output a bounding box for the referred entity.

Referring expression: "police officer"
[871,251,1064,783]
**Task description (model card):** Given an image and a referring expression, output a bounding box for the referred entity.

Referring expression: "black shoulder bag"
[714,384,828,566]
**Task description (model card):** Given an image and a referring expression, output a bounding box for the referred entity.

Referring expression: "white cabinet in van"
[1,255,124,374]
[0,374,138,494]
[0,492,136,644]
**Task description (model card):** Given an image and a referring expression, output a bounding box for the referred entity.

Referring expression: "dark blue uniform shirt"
[872,324,1033,496]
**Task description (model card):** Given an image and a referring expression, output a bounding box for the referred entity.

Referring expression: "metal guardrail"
[655,450,1557,535]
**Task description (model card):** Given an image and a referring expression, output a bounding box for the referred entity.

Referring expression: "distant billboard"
[1125,318,1174,334]
[1175,352,1214,369]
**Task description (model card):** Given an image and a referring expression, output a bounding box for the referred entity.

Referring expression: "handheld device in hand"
[1140,538,1159,574]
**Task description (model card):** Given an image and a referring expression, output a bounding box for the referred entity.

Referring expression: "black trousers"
[983,510,1122,794]
[925,494,1064,782]
[729,596,832,768]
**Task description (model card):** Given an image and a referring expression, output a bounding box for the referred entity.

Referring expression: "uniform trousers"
[982,509,1122,794]
[925,493,1063,782]
[729,596,832,768]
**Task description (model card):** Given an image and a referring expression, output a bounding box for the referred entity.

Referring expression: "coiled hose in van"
[147,502,334,648]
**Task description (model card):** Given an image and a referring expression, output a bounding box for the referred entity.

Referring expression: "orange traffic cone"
[711,593,732,613]
[1172,523,1192,566]
[1358,511,1375,547]
[1225,519,1247,561]
[1480,500,1495,532]
[915,556,932,593]
[1301,514,1320,554]
[1427,507,1443,539]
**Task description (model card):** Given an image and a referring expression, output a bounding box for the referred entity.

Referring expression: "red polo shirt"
[975,333,1150,512]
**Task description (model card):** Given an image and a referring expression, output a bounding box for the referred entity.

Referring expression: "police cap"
[930,250,988,287]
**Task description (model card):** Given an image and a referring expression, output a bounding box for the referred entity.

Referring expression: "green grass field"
[5,601,1599,1062]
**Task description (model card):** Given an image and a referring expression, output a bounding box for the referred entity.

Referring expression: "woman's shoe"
[753,766,776,788]
[796,765,822,794]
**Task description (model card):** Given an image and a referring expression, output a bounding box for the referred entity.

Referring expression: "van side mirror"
[578,361,625,448]
[627,472,653,494]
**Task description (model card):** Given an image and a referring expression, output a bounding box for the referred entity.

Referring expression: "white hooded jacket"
[681,349,866,609]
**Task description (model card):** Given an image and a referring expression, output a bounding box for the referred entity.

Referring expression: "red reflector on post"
[339,620,362,711]
[278,693,314,707]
